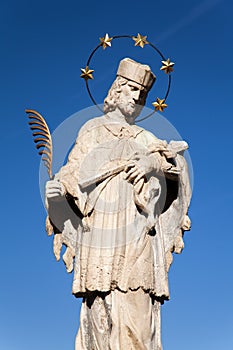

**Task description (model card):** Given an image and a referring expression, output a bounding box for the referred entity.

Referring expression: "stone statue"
[45,58,192,350]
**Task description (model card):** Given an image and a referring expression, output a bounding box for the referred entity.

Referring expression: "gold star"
[80,66,94,81]
[160,58,175,74]
[99,33,113,49]
[132,33,148,48]
[152,98,168,112]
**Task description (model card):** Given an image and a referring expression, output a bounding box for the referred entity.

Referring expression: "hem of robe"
[72,285,170,303]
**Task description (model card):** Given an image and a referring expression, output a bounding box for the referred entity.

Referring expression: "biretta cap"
[117,58,156,90]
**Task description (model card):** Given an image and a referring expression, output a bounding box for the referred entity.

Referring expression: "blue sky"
[0,0,232,349]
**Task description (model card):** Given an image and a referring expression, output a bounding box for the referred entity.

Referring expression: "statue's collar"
[103,111,143,138]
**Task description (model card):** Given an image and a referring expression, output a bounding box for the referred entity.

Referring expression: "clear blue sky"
[1,0,232,349]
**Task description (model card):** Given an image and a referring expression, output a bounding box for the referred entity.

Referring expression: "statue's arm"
[44,127,91,272]
[44,121,102,271]
[124,150,179,186]
[45,178,80,273]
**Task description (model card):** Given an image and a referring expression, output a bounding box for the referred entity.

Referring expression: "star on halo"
[80,66,94,81]
[152,98,168,112]
[132,33,148,48]
[99,33,113,49]
[160,58,175,74]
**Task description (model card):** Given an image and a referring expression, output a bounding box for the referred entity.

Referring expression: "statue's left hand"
[124,154,154,185]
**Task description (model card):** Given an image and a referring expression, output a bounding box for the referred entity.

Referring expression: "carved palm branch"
[26,109,53,179]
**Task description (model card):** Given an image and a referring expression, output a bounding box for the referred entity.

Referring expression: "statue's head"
[104,58,156,124]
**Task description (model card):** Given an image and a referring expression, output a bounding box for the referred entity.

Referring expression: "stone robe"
[46,112,191,349]
[56,113,172,300]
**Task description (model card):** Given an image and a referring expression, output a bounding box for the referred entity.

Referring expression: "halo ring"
[83,34,172,122]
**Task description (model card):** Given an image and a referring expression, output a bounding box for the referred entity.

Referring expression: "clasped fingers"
[124,164,145,184]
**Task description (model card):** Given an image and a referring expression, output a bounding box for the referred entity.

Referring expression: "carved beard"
[117,100,143,124]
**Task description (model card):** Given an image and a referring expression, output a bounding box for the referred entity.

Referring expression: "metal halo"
[82,34,172,122]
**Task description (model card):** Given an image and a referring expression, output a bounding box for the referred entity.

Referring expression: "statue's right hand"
[45,180,66,201]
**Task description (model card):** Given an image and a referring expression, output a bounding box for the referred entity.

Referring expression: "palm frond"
[26,109,53,179]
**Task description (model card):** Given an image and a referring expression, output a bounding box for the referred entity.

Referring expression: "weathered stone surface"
[45,58,192,349]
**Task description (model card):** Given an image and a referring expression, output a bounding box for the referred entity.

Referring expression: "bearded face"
[116,80,147,124]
